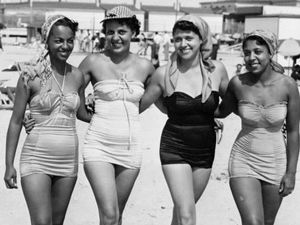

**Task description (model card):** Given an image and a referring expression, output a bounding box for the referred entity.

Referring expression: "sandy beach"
[0,44,299,225]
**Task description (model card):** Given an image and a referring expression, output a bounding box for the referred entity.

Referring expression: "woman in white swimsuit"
[79,6,154,225]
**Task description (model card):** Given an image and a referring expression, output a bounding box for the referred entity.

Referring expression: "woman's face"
[47,25,75,62]
[104,20,134,54]
[173,29,201,61]
[243,39,271,75]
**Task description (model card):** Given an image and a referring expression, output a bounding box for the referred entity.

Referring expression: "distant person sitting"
[291,64,300,90]
[0,85,15,103]
[291,64,300,80]
[151,54,160,69]
[153,32,162,58]
[92,32,105,52]
[211,34,219,60]
[235,63,243,75]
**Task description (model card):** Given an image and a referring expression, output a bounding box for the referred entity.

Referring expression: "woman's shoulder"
[280,72,296,84]
[211,60,227,75]
[211,59,226,69]
[210,60,229,84]
[131,53,155,73]
[150,64,168,85]
[131,53,152,66]
[226,73,246,89]
[155,64,168,76]
[70,64,82,77]
[80,52,106,65]
[278,73,298,90]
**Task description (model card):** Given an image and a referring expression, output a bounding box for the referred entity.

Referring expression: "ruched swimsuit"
[160,91,219,168]
[83,78,145,169]
[229,100,287,185]
[20,77,80,177]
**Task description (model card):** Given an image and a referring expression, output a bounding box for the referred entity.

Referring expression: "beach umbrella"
[278,38,300,57]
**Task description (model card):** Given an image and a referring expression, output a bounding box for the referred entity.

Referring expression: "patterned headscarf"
[42,14,66,43]
[165,15,215,103]
[243,30,284,74]
[19,15,68,87]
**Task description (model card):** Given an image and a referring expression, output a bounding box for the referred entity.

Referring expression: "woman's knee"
[242,215,264,225]
[264,218,276,225]
[100,207,120,225]
[175,206,196,225]
[52,215,65,225]
[31,215,52,225]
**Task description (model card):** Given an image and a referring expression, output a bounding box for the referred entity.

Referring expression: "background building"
[1,0,300,44]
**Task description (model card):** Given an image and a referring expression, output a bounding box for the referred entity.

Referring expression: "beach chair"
[0,91,13,109]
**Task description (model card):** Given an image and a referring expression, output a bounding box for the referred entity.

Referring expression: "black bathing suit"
[160,91,219,168]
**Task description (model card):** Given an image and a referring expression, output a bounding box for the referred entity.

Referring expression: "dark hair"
[102,17,140,36]
[51,17,79,36]
[242,35,270,54]
[172,20,201,39]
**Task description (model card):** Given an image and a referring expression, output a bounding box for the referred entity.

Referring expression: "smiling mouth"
[248,62,259,67]
[179,49,191,53]
[59,52,69,56]
[112,43,122,47]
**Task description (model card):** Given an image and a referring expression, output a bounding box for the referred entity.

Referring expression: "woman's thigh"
[261,182,282,225]
[84,162,119,213]
[51,176,77,224]
[192,167,212,202]
[21,174,52,223]
[162,164,195,208]
[115,165,140,213]
[230,177,264,224]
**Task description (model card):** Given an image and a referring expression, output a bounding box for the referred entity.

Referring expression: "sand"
[0,44,299,225]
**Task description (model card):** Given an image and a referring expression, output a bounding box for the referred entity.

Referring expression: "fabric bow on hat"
[102,5,135,22]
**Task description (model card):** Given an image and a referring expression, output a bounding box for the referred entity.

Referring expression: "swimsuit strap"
[51,66,67,112]
[51,66,67,95]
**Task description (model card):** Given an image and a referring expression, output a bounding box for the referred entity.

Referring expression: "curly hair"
[102,16,140,36]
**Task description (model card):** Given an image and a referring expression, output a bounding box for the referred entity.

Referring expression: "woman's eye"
[174,38,181,42]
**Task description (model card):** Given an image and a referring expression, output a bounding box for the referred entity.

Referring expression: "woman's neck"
[107,50,131,64]
[177,54,199,73]
[50,59,67,75]
[250,65,275,84]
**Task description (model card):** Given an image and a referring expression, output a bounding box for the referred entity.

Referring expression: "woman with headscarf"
[140,15,229,225]
[78,6,154,225]
[4,15,91,224]
[215,30,300,225]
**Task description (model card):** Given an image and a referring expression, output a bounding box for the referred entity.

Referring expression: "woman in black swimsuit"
[140,15,229,225]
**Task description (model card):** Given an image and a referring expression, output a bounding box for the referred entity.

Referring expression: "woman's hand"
[214,119,224,144]
[85,93,95,114]
[4,166,18,189]
[23,112,35,134]
[279,172,296,197]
